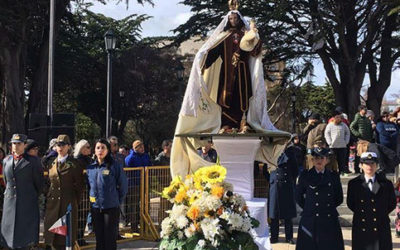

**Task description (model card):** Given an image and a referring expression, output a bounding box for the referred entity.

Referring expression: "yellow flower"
[187,206,200,221]
[195,165,227,184]
[189,193,200,205]
[162,176,185,199]
[211,185,224,198]
[174,187,187,203]
[193,175,203,190]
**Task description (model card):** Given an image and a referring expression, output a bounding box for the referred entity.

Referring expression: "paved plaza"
[111,226,400,250]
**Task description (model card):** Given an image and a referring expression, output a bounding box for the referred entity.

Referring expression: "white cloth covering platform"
[213,138,271,250]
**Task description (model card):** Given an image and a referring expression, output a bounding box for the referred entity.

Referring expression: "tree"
[0,0,153,145]
[52,9,184,148]
[173,0,400,120]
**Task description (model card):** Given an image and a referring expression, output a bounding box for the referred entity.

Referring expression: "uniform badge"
[102,169,110,175]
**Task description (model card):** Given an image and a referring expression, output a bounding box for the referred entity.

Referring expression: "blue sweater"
[125,150,152,167]
[87,160,128,209]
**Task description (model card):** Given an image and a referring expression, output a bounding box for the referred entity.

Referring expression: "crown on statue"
[228,0,239,10]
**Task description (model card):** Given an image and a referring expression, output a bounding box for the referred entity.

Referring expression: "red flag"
[48,214,67,236]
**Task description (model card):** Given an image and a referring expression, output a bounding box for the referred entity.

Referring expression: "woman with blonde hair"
[73,139,92,246]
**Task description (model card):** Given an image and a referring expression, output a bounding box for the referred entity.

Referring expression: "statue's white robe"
[171,11,290,178]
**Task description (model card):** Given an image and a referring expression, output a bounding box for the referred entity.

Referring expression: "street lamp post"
[291,91,297,133]
[104,30,116,138]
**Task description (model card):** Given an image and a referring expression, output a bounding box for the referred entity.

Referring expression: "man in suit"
[347,152,396,250]
[1,134,44,249]
[295,147,344,250]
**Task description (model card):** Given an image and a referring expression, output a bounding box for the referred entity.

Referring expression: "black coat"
[368,142,399,173]
[1,154,44,248]
[295,167,344,250]
[269,148,298,219]
[347,173,396,250]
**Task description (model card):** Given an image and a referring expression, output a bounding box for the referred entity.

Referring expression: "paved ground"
[106,225,400,249]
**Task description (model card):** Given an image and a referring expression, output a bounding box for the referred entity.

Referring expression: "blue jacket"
[87,160,128,209]
[376,121,398,151]
[125,149,152,167]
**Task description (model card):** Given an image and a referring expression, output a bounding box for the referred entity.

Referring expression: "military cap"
[56,134,71,145]
[25,139,39,152]
[360,152,378,164]
[10,134,27,143]
[310,147,330,157]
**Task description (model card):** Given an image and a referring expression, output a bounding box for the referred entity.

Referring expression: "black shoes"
[286,239,295,244]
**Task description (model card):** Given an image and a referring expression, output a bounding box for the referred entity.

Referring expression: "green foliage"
[297,82,336,122]
[75,113,101,142]
[54,9,184,149]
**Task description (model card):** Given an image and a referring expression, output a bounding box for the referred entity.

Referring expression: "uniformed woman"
[295,147,344,250]
[44,134,84,249]
[87,138,128,250]
[347,152,396,250]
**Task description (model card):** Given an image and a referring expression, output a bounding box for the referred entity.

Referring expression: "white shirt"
[57,155,68,164]
[365,175,376,191]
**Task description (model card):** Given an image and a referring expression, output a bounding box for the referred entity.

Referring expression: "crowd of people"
[268,105,400,250]
[0,133,177,250]
[1,105,400,249]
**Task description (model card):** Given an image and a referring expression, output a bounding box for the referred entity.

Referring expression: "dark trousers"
[92,207,119,250]
[354,155,360,173]
[332,148,348,173]
[270,218,293,241]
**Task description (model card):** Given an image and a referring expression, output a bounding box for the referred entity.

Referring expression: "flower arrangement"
[159,165,259,250]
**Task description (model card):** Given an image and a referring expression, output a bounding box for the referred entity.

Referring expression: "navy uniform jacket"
[347,173,396,250]
[269,147,298,219]
[295,167,344,250]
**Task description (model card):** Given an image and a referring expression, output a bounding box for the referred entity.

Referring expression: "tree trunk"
[366,14,398,118]
[0,45,27,145]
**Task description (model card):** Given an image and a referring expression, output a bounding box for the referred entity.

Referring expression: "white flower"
[177,231,184,239]
[160,217,173,238]
[241,216,252,232]
[184,223,196,238]
[231,194,245,207]
[197,240,206,248]
[228,213,243,230]
[176,215,189,229]
[201,218,220,241]
[220,211,230,220]
[195,194,222,213]
[170,204,188,220]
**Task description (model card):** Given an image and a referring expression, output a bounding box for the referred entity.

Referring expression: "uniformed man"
[347,152,396,250]
[1,134,44,249]
[269,146,298,244]
[295,147,344,250]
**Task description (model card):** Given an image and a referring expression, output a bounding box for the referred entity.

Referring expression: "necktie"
[12,154,23,161]
[368,179,373,191]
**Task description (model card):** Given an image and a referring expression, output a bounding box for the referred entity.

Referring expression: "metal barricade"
[0,165,270,246]
[144,166,172,240]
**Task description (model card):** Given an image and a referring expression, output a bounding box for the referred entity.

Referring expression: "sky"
[88,0,400,100]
